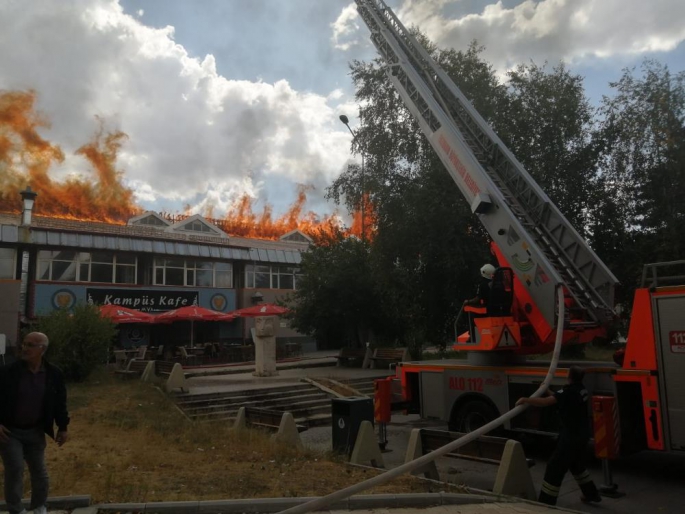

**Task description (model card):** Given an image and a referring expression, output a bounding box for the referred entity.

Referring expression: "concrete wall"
[0,280,21,350]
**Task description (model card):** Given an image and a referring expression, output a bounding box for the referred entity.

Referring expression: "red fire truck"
[356,0,684,459]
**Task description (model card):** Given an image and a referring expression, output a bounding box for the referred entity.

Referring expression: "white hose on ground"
[278,286,566,514]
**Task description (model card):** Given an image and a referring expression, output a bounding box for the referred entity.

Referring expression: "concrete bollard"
[230,407,246,432]
[270,412,303,450]
[164,363,188,393]
[140,361,155,382]
[493,439,536,500]
[350,420,384,468]
[404,429,439,480]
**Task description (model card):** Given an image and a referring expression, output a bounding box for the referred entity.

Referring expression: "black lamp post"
[339,114,366,242]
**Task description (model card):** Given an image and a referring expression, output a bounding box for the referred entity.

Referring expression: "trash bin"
[331,396,374,455]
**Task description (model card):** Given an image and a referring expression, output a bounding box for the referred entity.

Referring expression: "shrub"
[33,303,117,382]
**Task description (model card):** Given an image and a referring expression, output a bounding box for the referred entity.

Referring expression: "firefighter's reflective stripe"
[573,470,593,485]
[541,480,561,498]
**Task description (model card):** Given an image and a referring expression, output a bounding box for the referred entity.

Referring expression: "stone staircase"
[174,375,392,428]
[174,382,334,427]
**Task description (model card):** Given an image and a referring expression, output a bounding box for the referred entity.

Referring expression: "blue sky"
[1,0,683,220]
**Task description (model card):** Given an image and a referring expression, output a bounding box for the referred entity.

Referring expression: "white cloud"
[333,0,685,70]
[331,3,363,51]
[0,0,356,215]
[396,0,685,69]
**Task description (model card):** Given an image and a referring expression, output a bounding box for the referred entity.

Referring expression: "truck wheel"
[449,400,500,433]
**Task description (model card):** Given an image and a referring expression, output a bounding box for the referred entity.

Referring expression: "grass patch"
[38,369,464,503]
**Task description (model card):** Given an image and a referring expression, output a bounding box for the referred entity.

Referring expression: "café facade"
[0,189,312,353]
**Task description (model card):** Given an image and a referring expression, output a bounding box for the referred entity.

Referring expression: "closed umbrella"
[99,304,156,324]
[155,305,235,347]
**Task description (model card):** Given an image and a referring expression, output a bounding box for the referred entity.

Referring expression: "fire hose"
[278,286,566,514]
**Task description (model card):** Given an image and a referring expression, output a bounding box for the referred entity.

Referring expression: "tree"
[496,62,600,232]
[287,231,388,349]
[327,40,499,350]
[33,303,116,381]
[597,60,685,279]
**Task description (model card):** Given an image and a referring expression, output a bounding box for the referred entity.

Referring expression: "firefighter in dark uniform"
[516,366,601,506]
[463,264,495,342]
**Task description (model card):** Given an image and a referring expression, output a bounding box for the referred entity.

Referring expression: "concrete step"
[189,398,332,421]
[201,411,332,428]
[175,383,313,405]
[182,391,329,414]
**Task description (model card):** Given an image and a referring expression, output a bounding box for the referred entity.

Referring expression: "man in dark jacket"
[0,332,70,514]
[516,366,601,506]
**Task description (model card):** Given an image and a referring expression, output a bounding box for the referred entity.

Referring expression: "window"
[0,248,16,279]
[135,215,168,227]
[153,259,233,287]
[245,265,300,290]
[37,251,136,283]
[179,220,215,233]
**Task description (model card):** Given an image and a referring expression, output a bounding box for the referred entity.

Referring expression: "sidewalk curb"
[94,493,495,513]
[0,495,91,511]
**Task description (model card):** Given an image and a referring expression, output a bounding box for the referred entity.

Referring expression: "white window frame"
[0,247,16,280]
[153,258,233,288]
[37,251,137,284]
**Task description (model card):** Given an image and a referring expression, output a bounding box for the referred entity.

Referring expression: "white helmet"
[480,264,496,280]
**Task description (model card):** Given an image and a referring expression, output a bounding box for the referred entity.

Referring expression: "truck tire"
[449,399,500,434]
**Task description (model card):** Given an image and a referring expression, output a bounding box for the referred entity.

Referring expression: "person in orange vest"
[516,366,601,506]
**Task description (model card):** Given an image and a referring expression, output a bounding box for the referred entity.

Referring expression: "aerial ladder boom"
[354,0,618,346]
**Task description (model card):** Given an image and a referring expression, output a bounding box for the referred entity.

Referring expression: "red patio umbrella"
[99,304,156,324]
[155,305,235,347]
[233,303,290,317]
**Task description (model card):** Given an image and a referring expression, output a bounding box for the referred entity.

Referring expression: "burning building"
[0,188,314,353]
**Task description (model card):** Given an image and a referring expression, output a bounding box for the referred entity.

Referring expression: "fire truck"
[355,0,685,459]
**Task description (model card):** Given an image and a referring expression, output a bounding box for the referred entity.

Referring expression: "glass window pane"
[186,269,195,286]
[0,249,14,279]
[255,265,270,274]
[115,265,136,284]
[78,252,91,263]
[196,269,213,287]
[166,258,184,268]
[38,261,50,280]
[166,267,184,286]
[117,254,136,265]
[79,263,90,282]
[92,252,114,264]
[215,271,232,288]
[155,268,164,285]
[255,272,270,288]
[52,261,77,282]
[38,250,57,260]
[91,263,113,283]
[54,251,76,261]
[279,274,294,289]
[245,273,254,288]
[197,261,213,271]
[215,262,231,271]
[245,264,254,273]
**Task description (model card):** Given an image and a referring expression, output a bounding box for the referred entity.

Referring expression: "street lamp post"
[339,114,365,242]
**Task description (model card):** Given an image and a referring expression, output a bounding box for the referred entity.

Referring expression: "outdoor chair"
[179,346,198,365]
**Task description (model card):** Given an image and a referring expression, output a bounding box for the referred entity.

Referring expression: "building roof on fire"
[0,212,309,264]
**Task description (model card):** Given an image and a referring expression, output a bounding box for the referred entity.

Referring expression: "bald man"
[0,332,70,514]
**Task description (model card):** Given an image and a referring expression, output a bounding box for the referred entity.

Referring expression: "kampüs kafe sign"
[87,288,198,312]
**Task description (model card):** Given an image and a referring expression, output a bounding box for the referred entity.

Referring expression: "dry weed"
[21,370,464,503]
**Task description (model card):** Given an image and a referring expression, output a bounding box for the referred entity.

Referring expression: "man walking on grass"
[0,332,70,514]
[516,365,601,506]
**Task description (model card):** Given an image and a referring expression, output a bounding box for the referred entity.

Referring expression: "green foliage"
[287,230,387,348]
[33,303,117,382]
[298,30,684,353]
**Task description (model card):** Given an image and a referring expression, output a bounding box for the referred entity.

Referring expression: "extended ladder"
[355,0,617,330]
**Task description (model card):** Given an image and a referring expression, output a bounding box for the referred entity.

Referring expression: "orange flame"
[0,89,373,240]
[0,90,139,223]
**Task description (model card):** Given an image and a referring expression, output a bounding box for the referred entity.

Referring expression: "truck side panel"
[654,294,685,452]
